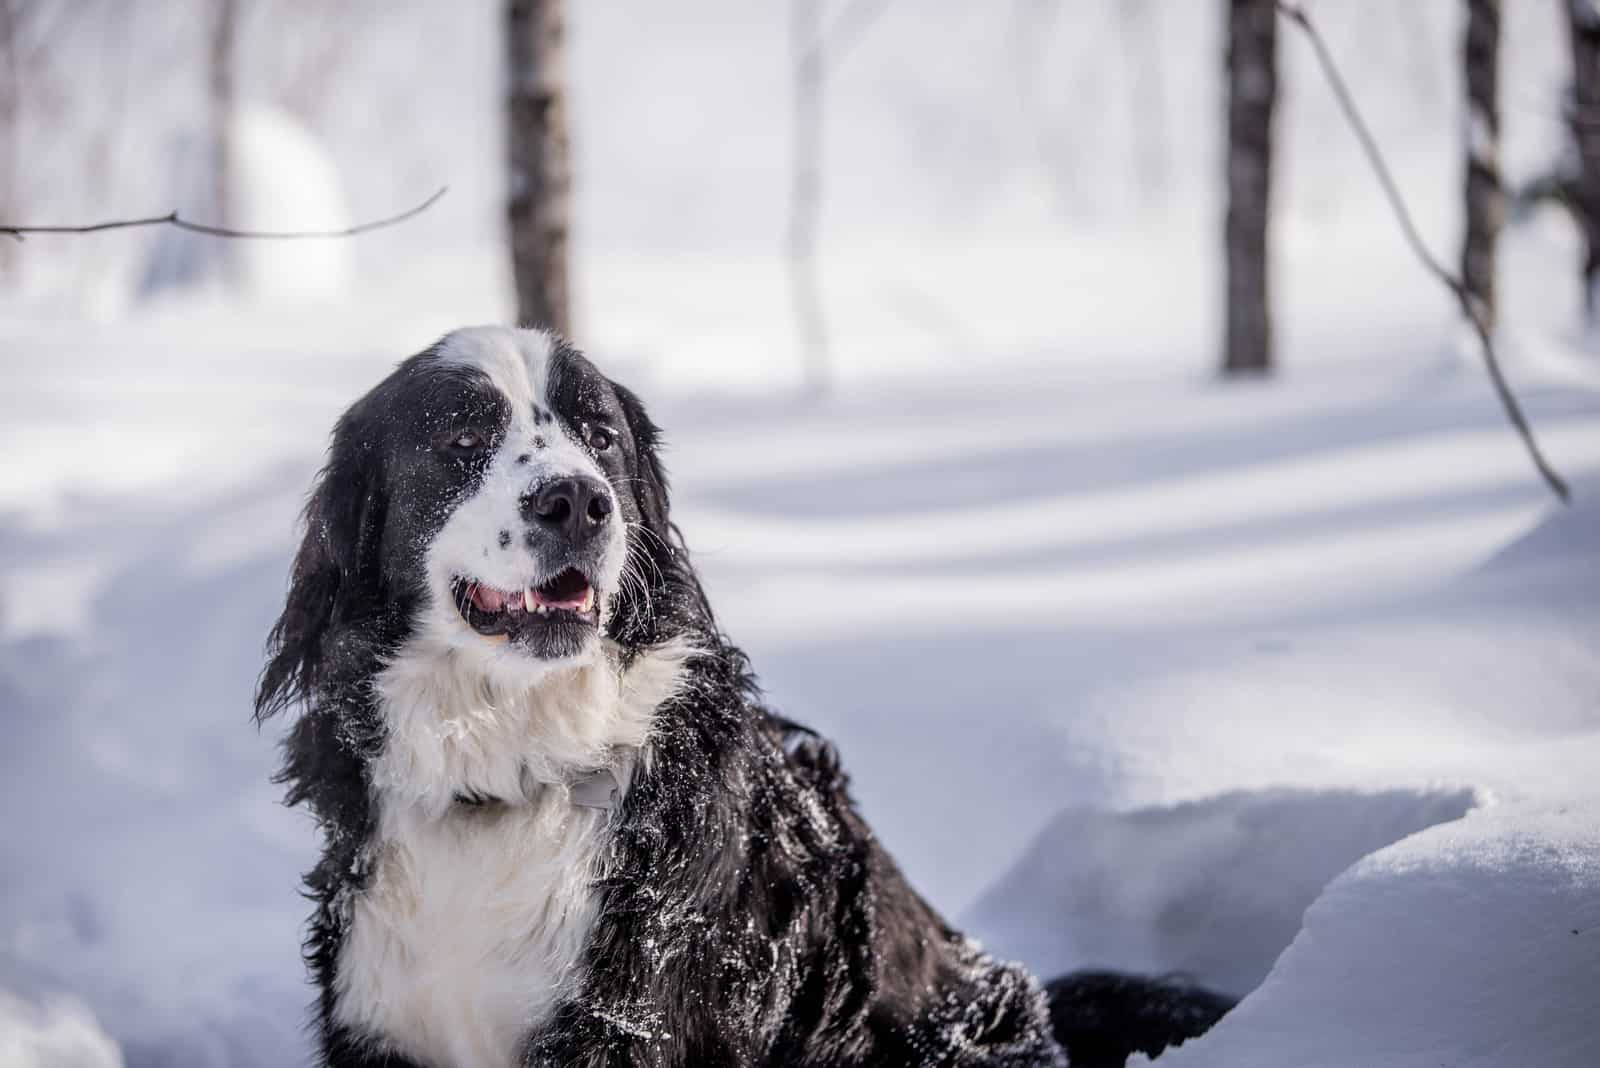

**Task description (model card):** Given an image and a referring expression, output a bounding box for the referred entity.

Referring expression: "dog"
[256,326,1231,1067]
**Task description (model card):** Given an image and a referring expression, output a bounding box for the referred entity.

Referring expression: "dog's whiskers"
[626,521,673,556]
[620,555,655,631]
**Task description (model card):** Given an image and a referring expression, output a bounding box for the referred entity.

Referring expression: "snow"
[8,321,1594,1068]
[966,786,1482,998]
[0,991,123,1068]
[1148,802,1600,1068]
[2,2,1599,1065]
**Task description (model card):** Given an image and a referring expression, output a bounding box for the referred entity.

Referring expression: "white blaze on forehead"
[434,325,559,413]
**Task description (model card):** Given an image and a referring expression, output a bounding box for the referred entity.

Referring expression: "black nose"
[523,476,613,541]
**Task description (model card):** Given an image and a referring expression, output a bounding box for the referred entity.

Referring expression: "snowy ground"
[4,2,1600,1065]
[2,283,1596,1066]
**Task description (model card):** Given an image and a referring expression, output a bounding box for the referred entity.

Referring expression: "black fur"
[1043,972,1236,1068]
[258,333,1230,1067]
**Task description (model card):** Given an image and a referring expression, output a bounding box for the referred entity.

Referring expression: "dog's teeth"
[524,587,537,613]
[580,588,594,613]
[536,603,549,616]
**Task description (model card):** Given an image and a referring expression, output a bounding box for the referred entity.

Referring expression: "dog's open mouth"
[451,568,599,637]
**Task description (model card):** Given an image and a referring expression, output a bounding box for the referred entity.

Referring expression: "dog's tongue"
[471,584,507,613]
[466,571,593,614]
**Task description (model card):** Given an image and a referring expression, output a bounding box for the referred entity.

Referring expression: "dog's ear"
[608,379,721,644]
[614,381,671,538]
[255,410,384,722]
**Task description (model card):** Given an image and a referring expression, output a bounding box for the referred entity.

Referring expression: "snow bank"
[964,787,1478,997]
[1152,801,1600,1068]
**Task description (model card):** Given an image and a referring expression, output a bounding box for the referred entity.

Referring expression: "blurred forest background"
[2,3,1599,1067]
[2,0,1594,383]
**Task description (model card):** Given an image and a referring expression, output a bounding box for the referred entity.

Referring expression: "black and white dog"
[257,326,1229,1068]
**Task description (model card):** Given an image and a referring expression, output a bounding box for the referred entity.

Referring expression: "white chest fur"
[331,636,693,1068]
[336,794,608,1068]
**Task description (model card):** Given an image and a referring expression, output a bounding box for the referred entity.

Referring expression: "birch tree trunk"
[0,1,19,280]
[1460,0,1502,329]
[505,0,571,337]
[207,0,238,286]
[1223,0,1277,375]
[1567,0,1600,322]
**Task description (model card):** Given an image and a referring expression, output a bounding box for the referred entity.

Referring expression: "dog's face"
[257,327,675,715]
[397,327,633,668]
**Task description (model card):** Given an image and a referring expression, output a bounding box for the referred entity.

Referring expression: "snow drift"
[965,786,1480,997]
[1152,801,1600,1068]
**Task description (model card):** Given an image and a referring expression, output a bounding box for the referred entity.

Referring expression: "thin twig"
[1278,1,1570,503]
[0,185,449,243]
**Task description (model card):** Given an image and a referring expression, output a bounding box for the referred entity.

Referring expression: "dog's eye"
[450,429,484,451]
[583,423,614,452]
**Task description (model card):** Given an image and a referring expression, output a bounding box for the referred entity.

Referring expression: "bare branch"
[1277,1,1570,503]
[0,185,449,244]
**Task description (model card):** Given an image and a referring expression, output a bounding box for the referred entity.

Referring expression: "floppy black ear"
[608,379,725,643]
[614,381,672,539]
[254,412,384,722]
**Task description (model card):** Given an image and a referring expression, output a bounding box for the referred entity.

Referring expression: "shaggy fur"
[257,326,1228,1068]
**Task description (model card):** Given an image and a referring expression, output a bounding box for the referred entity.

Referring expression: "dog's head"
[256,326,687,721]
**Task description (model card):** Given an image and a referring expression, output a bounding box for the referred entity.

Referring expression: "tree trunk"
[208,0,237,285]
[1567,0,1600,322]
[1460,0,1502,329]
[505,0,571,337]
[1223,0,1277,376]
[210,0,237,220]
[0,0,19,280]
